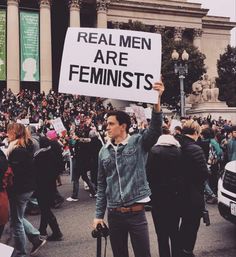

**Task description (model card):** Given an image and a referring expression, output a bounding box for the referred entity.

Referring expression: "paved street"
[2,175,236,257]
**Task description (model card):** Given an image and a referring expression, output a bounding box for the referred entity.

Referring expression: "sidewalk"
[1,175,236,257]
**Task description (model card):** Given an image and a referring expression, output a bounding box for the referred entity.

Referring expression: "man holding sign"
[93,82,164,257]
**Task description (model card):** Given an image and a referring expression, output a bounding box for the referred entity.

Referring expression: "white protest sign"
[51,118,66,134]
[16,119,29,125]
[29,123,40,130]
[0,243,14,257]
[169,119,182,134]
[125,107,134,113]
[130,105,147,123]
[74,118,80,126]
[59,28,161,104]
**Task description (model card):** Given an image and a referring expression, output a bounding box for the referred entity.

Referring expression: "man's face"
[106,115,125,140]
[174,129,181,135]
[232,131,236,139]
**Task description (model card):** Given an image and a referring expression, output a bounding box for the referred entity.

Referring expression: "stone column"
[39,0,52,94]
[174,27,185,42]
[7,0,20,94]
[193,28,203,51]
[96,0,110,28]
[69,0,81,27]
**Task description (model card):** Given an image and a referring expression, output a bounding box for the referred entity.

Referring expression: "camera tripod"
[96,236,108,257]
[96,236,102,257]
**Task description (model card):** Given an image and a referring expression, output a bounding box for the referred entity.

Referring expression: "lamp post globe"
[171,49,189,117]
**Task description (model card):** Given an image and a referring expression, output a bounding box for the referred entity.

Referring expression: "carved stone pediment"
[97,0,110,12]
[39,0,51,7]
[69,0,81,9]
[193,28,203,38]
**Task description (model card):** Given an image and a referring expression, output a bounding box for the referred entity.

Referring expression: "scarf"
[155,134,180,147]
[6,139,19,158]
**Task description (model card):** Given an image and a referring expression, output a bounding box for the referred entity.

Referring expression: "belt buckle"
[120,207,128,213]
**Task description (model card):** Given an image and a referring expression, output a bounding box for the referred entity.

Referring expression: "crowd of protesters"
[0,87,235,257]
[0,88,111,135]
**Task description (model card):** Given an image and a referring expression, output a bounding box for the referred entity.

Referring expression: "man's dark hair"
[230,125,236,133]
[107,111,131,133]
[174,126,182,133]
[201,128,215,139]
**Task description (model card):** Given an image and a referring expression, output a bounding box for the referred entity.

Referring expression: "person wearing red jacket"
[0,149,12,238]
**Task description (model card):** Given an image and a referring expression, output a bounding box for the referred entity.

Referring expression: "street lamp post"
[171,49,189,117]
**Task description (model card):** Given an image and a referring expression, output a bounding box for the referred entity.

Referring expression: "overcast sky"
[188,0,236,46]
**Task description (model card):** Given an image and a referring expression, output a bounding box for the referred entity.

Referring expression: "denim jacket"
[96,110,162,218]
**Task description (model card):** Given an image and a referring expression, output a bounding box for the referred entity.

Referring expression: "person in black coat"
[89,130,102,190]
[146,128,182,257]
[179,120,208,257]
[7,123,46,257]
[34,137,63,241]
[67,129,96,201]
[46,130,65,208]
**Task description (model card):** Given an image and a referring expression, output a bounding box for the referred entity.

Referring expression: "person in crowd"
[146,126,182,257]
[179,120,208,257]
[59,130,72,176]
[197,128,218,204]
[0,149,12,239]
[227,125,236,161]
[174,125,183,145]
[34,136,63,241]
[66,129,96,201]
[25,126,41,215]
[93,81,164,257]
[27,126,40,153]
[207,128,223,194]
[46,130,65,208]
[6,123,46,257]
[89,130,103,191]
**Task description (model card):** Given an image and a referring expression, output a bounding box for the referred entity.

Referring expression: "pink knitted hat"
[46,130,57,140]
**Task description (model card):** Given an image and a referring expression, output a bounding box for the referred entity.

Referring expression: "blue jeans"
[9,191,40,257]
[108,209,151,257]
[204,180,215,197]
[71,159,96,198]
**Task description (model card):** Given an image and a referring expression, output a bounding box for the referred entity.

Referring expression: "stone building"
[0,0,235,94]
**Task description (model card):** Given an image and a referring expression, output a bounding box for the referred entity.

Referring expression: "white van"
[218,160,236,224]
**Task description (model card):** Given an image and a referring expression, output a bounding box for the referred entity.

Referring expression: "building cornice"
[7,0,20,6]
[202,16,236,30]
[109,0,209,18]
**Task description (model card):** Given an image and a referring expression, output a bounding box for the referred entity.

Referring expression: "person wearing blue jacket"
[93,81,164,257]
[227,126,236,161]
